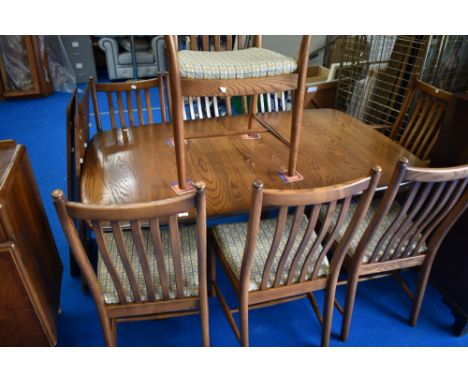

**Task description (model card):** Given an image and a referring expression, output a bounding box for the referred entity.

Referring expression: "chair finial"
[399,157,409,166]
[371,165,383,174]
[253,180,264,190]
[193,181,206,192]
[51,189,65,201]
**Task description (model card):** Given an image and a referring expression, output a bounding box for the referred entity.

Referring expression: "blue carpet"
[0,90,466,347]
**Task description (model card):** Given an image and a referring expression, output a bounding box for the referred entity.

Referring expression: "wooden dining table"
[81,109,424,218]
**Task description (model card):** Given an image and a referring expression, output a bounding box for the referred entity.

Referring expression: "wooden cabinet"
[0,36,52,99]
[304,81,337,109]
[430,92,468,336]
[0,140,62,345]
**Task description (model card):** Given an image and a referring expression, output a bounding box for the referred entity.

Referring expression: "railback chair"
[208,167,382,346]
[180,36,290,119]
[388,77,452,162]
[67,85,91,277]
[339,158,468,341]
[164,35,311,191]
[89,76,170,132]
[74,84,90,199]
[66,89,78,203]
[52,182,209,346]
[66,89,80,276]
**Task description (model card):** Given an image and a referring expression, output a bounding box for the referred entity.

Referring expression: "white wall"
[262,35,327,65]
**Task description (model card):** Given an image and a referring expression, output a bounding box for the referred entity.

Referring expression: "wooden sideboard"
[0,140,62,345]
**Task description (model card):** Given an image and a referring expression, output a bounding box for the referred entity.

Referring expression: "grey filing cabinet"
[61,36,97,83]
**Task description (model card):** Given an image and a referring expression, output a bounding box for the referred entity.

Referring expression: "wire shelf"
[335,35,430,127]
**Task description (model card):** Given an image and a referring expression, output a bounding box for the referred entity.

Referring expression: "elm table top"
[81,109,424,217]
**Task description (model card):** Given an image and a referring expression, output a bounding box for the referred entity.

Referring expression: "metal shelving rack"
[334,36,468,136]
[334,35,430,128]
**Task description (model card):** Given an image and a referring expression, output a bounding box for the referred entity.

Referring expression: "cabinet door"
[0,36,51,98]
[0,242,52,346]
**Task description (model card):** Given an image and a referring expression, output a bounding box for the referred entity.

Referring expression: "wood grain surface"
[0,141,62,345]
[81,109,424,217]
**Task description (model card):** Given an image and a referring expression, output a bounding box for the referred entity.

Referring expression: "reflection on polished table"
[81,109,424,217]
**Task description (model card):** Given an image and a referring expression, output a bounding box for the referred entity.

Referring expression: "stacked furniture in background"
[61,36,97,84]
[97,36,166,80]
[335,36,430,126]
[0,36,52,100]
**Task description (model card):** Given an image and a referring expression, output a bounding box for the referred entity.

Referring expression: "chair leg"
[247,94,258,131]
[240,298,249,347]
[340,272,359,342]
[200,298,210,347]
[103,318,117,347]
[321,285,337,347]
[410,262,433,327]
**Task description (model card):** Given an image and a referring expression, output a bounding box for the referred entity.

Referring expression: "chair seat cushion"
[320,200,429,263]
[98,224,199,304]
[118,51,154,65]
[178,48,297,80]
[212,214,329,291]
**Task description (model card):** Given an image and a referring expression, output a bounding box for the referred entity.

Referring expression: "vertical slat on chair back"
[258,92,291,113]
[182,91,291,120]
[52,183,206,305]
[390,79,452,161]
[240,168,382,291]
[187,35,251,52]
[90,77,170,131]
[353,159,468,265]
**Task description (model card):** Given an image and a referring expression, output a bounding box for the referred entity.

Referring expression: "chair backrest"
[89,76,170,131]
[352,159,468,265]
[66,89,78,201]
[73,85,90,201]
[240,167,382,292]
[52,182,207,307]
[184,35,257,52]
[390,78,452,161]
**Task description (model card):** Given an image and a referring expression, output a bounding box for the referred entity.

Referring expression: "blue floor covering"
[0,90,466,347]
